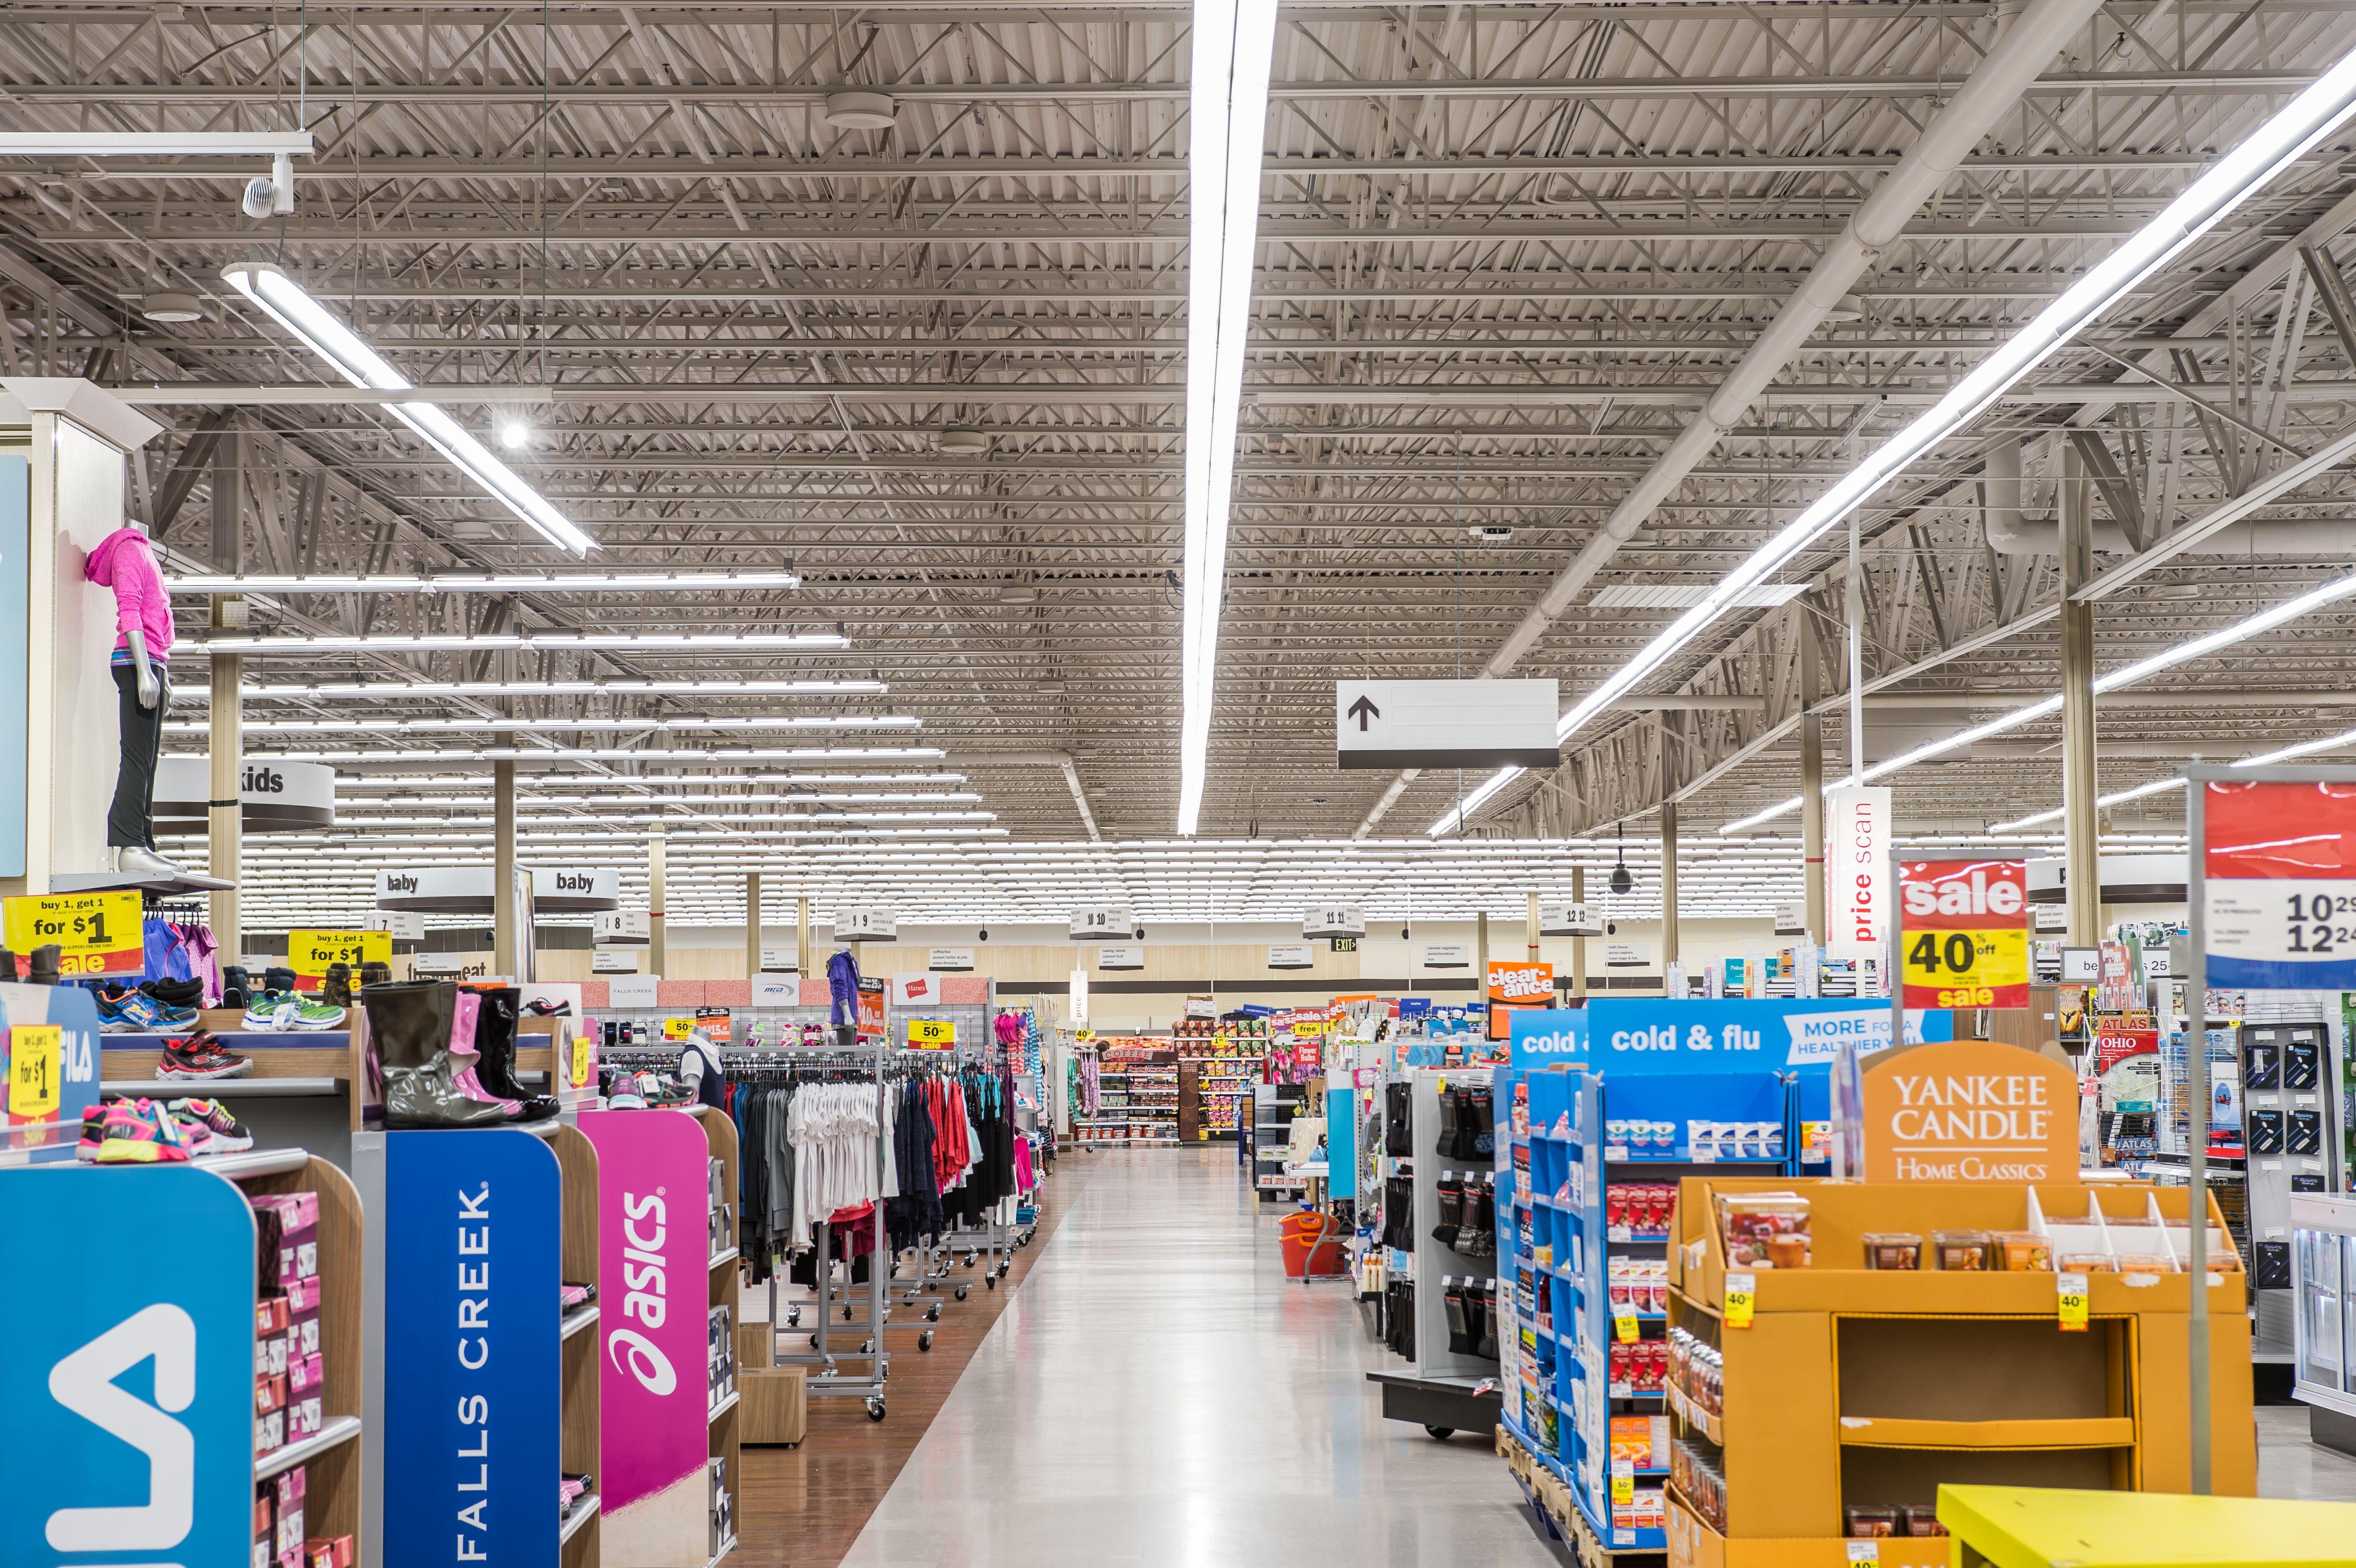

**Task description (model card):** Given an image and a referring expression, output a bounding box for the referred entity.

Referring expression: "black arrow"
[1348,694,1380,731]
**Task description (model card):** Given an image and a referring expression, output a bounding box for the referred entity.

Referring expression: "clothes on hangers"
[142,916,222,1005]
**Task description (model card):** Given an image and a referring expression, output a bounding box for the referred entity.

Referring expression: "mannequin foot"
[116,845,187,879]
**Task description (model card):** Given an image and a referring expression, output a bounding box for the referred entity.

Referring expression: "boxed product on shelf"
[708,1455,733,1557]
[255,1463,305,1568]
[709,1302,737,1406]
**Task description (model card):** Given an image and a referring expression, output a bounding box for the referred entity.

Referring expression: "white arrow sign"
[1335,678,1560,769]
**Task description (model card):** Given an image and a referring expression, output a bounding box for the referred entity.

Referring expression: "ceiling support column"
[2059,442,2103,946]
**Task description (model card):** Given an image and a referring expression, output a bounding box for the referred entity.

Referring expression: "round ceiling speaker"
[825,90,898,131]
[937,427,990,455]
[140,291,205,323]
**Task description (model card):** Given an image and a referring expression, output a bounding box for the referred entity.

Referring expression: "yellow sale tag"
[570,1036,593,1089]
[1613,1307,1639,1344]
[8,1024,62,1121]
[907,1018,956,1048]
[287,929,393,979]
[2058,1271,2089,1331]
[1725,1271,1756,1329]
[1609,1463,1634,1506]
[4,890,143,977]
[662,1017,693,1041]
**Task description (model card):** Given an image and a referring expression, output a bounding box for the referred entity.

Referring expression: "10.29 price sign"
[1897,859,2030,1009]
[2202,779,2356,988]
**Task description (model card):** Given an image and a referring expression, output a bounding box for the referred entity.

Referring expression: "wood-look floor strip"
[733,1152,1107,1567]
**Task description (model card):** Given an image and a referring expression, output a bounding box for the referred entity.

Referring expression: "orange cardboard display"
[1861,1040,2077,1184]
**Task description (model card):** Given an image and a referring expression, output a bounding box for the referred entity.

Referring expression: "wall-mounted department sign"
[1267,944,1315,969]
[1334,678,1560,770]
[1423,943,1472,969]
[928,947,975,971]
[1095,944,1144,970]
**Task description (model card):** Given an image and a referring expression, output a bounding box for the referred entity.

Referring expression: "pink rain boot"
[447,990,524,1118]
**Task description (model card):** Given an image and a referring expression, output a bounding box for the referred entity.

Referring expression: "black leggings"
[108,660,168,849]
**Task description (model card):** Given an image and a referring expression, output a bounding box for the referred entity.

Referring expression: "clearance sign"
[1897,858,2029,1009]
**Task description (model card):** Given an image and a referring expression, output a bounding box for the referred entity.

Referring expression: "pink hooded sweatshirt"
[85,525,175,656]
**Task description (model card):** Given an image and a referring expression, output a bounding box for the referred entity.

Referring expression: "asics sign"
[607,1329,677,1397]
[4,1164,253,1568]
[611,1189,678,1394]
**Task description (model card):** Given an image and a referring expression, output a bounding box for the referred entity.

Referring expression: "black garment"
[108,662,168,849]
[885,1078,943,1252]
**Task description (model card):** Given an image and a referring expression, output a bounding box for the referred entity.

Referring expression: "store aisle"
[834,1148,1539,1567]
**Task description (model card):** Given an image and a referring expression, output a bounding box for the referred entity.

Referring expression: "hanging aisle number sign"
[1897,859,2030,1009]
[2,890,142,977]
[907,1018,956,1049]
[288,928,393,978]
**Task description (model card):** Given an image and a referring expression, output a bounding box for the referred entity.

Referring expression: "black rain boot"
[322,963,353,1008]
[0,948,19,982]
[359,960,394,989]
[27,945,61,986]
[366,980,507,1129]
[219,965,251,1010]
[265,966,297,995]
[472,986,557,1120]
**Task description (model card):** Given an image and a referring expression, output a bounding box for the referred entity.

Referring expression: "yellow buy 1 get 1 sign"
[1897,858,2029,1009]
[287,929,392,979]
[3,890,143,978]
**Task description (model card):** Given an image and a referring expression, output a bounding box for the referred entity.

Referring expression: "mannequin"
[85,518,183,879]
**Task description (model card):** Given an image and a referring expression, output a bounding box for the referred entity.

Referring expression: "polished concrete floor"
[838,1147,1543,1567]
[834,1149,2356,1566]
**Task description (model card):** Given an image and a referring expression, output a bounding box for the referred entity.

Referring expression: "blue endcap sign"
[2,1165,256,1568]
[385,1130,562,1568]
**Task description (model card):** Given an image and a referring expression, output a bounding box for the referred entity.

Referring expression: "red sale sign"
[1897,859,2030,1009]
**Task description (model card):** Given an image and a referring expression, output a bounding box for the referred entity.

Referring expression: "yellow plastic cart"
[1938,1485,2356,1567]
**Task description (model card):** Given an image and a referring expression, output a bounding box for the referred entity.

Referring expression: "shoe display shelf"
[0,1136,367,1568]
[99,1008,372,1168]
[1498,1064,1795,1556]
[362,1117,599,1568]
[1365,1068,1505,1442]
[516,1009,606,1110]
[1660,1177,2255,1568]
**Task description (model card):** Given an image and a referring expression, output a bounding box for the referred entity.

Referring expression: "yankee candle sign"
[1862,1041,2078,1182]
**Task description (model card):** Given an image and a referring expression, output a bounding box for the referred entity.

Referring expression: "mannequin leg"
[108,663,166,849]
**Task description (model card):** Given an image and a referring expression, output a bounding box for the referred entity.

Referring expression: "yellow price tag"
[1724,1270,1756,1329]
[2057,1271,2089,1332]
[907,1018,956,1048]
[3,890,142,977]
[8,1024,62,1121]
[287,929,393,979]
[1612,1307,1639,1344]
[1609,1462,1634,1506]
[662,1017,694,1041]
[570,1036,593,1089]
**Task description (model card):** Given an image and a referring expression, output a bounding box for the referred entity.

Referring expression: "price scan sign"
[1897,859,2029,1008]
[288,928,393,979]
[2201,778,2356,988]
[1,890,142,977]
[907,1018,956,1049]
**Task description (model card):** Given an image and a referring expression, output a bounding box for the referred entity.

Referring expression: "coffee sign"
[1862,1041,2079,1183]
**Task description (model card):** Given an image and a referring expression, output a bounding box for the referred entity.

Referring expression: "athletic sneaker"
[95,991,198,1034]
[159,1033,253,1080]
[76,1102,111,1160]
[91,1099,192,1164]
[524,998,573,1017]
[240,991,348,1031]
[166,1097,254,1155]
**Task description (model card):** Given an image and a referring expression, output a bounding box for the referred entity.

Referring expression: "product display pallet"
[1501,1412,1670,1568]
[1662,1177,2255,1567]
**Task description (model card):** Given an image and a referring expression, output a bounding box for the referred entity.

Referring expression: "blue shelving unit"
[1502,1060,1793,1551]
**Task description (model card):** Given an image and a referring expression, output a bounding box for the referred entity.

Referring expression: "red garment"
[827,1201,878,1259]
[929,1080,969,1191]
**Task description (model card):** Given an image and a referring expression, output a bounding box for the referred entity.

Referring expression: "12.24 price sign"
[2202,780,2356,989]
[1897,859,2030,1009]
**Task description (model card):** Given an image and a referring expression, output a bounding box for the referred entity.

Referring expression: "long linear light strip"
[174,632,847,654]
[337,772,964,788]
[1983,720,2356,833]
[341,791,982,806]
[1987,776,2189,834]
[168,827,1012,843]
[220,261,594,557]
[311,811,999,826]
[204,746,946,762]
[168,571,801,594]
[198,680,884,699]
[1177,0,1280,837]
[1721,556,2356,833]
[1439,44,2356,838]
[164,716,920,735]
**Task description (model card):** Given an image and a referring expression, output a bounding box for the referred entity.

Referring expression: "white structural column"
[797,894,812,984]
[1526,892,1540,964]
[745,872,762,980]
[1660,802,1681,971]
[1571,866,1588,1000]
[1800,623,1826,944]
[2058,443,2103,945]
[208,431,242,951]
[649,830,667,975]
[492,737,517,972]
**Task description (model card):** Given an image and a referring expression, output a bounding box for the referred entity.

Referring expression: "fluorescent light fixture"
[328,810,998,826]
[165,716,919,736]
[0,132,313,156]
[200,678,879,700]
[1427,766,1527,837]
[1467,42,2356,836]
[336,772,960,788]
[1986,775,2187,834]
[341,791,982,806]
[1177,0,1280,835]
[166,571,803,594]
[174,631,847,655]
[207,746,945,763]
[219,260,593,556]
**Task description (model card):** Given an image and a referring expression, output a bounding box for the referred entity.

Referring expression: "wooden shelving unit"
[695,1106,743,1566]
[98,1011,373,1165]
[551,1123,603,1564]
[1661,1178,2255,1568]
